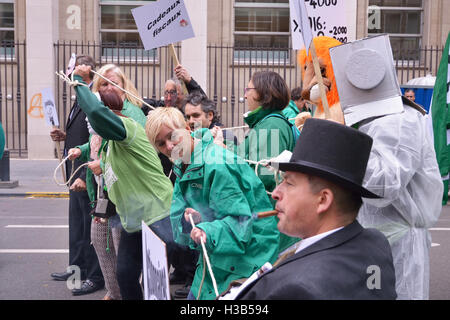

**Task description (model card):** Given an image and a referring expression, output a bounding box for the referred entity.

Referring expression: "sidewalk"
[0,159,69,197]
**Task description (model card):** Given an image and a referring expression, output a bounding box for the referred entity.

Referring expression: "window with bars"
[368,0,423,61]
[234,0,291,63]
[0,0,14,56]
[100,0,156,58]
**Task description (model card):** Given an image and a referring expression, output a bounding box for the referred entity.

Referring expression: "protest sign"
[132,0,195,51]
[142,221,170,300]
[290,0,348,50]
[41,88,59,127]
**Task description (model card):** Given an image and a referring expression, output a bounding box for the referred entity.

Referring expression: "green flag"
[431,32,450,205]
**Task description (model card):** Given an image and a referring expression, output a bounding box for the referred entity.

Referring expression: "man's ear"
[207,111,214,122]
[316,188,333,215]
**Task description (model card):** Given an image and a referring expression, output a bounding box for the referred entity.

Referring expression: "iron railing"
[0,41,27,158]
[0,41,445,157]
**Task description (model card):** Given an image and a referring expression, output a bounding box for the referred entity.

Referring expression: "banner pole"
[53,125,66,184]
[169,44,188,95]
[310,41,331,119]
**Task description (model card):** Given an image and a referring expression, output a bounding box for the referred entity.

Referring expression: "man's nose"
[271,184,282,202]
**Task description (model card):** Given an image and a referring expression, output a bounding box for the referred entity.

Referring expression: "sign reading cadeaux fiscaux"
[132,0,195,51]
[290,0,349,50]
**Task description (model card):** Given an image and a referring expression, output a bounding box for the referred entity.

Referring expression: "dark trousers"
[116,216,177,300]
[171,245,199,284]
[68,190,103,285]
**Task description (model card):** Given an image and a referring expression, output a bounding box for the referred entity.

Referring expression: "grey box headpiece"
[330,34,404,126]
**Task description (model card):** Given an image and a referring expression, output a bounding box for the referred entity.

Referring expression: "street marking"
[432,243,440,247]
[430,228,450,231]
[5,225,68,229]
[0,249,68,253]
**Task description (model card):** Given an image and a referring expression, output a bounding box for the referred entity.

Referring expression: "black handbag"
[90,175,117,219]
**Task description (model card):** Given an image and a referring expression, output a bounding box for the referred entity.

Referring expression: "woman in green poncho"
[146,107,280,300]
[217,71,301,252]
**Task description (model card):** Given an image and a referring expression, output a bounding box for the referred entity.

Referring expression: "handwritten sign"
[132,0,195,51]
[142,221,170,300]
[290,0,348,50]
[41,88,59,127]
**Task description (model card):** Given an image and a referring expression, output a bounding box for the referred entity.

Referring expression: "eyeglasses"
[244,87,256,94]
[164,90,178,97]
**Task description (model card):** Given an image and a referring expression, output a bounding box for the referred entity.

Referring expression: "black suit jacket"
[236,221,397,300]
[64,99,90,182]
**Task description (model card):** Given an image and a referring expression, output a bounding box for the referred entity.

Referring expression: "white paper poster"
[132,0,195,51]
[290,0,349,50]
[41,88,59,127]
[142,221,170,300]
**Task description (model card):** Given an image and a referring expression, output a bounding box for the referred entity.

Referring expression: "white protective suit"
[356,104,442,300]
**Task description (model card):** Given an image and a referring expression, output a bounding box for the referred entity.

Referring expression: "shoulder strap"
[261,113,300,141]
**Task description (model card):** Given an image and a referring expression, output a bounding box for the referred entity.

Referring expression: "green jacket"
[282,100,301,125]
[78,137,108,206]
[77,99,147,206]
[74,76,173,233]
[0,122,4,160]
[171,129,280,300]
[236,107,296,194]
[236,107,300,252]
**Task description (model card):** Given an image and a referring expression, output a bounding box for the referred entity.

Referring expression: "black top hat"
[274,118,380,199]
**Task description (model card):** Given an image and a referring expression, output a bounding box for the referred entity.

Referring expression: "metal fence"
[0,41,445,157]
[0,42,27,158]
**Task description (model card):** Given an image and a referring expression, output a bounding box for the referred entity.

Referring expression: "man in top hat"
[234,118,397,300]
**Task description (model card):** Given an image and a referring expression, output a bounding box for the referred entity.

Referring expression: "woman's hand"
[88,160,103,176]
[190,227,207,245]
[184,208,202,224]
[210,126,225,148]
[73,64,92,82]
[68,148,81,160]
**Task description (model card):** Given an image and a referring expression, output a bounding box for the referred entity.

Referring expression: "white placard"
[290,0,349,50]
[132,0,195,51]
[41,88,59,127]
[142,221,170,300]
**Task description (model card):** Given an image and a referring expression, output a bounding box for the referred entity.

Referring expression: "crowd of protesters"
[49,35,442,301]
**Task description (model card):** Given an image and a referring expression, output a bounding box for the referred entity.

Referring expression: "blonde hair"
[145,107,187,147]
[92,64,143,107]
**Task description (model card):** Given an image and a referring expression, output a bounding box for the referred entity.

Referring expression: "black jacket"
[236,221,397,300]
[142,78,206,115]
[64,99,90,182]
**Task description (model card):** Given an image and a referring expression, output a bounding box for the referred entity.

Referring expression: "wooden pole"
[310,41,331,119]
[169,44,189,95]
[53,126,66,184]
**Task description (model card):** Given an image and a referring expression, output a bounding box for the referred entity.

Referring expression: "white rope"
[53,155,89,187]
[90,70,155,110]
[188,213,220,298]
[56,69,155,111]
[222,118,304,132]
[55,71,90,88]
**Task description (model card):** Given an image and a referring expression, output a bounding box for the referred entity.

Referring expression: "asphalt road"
[0,196,449,300]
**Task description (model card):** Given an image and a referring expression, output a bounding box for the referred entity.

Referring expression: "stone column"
[181,0,208,93]
[25,0,59,159]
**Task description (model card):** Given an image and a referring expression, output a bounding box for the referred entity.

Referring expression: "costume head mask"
[329,34,404,127]
[298,36,342,113]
